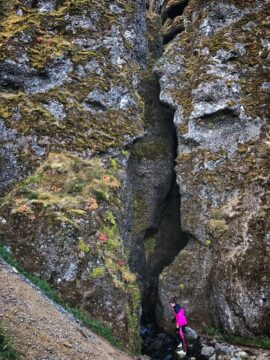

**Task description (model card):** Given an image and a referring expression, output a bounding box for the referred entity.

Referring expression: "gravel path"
[0,259,133,360]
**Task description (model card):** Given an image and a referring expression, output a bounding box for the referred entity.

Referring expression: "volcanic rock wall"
[156,0,270,338]
[0,0,269,354]
[0,0,149,353]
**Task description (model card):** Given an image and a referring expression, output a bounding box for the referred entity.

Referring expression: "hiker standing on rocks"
[169,298,187,356]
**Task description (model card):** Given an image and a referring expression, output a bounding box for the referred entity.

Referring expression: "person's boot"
[176,349,186,358]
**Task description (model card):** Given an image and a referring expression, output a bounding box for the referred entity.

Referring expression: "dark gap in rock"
[198,108,240,127]
[144,226,159,238]
[162,25,185,45]
[122,6,191,357]
[126,76,189,359]
[139,99,189,323]
[141,173,189,322]
[131,137,144,145]
[0,82,22,92]
[180,136,200,148]
[166,0,189,20]
[31,0,38,8]
[200,107,239,119]
[85,99,107,112]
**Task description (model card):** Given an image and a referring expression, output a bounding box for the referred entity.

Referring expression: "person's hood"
[173,304,181,313]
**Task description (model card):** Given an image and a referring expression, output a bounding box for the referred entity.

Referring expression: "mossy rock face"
[156,0,270,337]
[0,151,141,352]
[0,0,147,195]
[0,0,148,352]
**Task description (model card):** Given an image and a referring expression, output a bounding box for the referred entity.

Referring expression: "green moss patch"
[90,267,105,278]
[143,237,156,258]
[131,139,167,160]
[125,284,141,354]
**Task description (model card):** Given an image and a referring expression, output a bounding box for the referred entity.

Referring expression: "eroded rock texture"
[156,0,270,337]
[0,0,149,352]
[0,0,269,353]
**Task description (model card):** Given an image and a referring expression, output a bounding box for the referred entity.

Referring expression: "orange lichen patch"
[103,175,111,183]
[87,198,99,211]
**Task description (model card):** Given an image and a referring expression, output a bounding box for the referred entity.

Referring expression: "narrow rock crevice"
[162,23,185,45]
[123,75,189,357]
[161,0,189,44]
[140,145,189,325]
[122,3,191,358]
[165,0,189,20]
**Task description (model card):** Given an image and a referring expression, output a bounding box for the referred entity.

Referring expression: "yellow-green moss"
[29,35,73,70]
[179,283,185,290]
[207,219,229,237]
[90,267,105,278]
[131,139,167,160]
[177,152,193,162]
[131,193,148,234]
[125,284,141,354]
[210,208,226,220]
[143,237,156,257]
[6,152,121,223]
[78,238,90,253]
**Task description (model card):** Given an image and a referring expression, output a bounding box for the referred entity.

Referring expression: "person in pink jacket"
[169,298,187,353]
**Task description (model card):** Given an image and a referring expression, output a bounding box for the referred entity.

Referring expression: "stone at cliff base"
[201,346,215,358]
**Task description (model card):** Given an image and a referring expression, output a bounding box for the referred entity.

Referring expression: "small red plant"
[118,259,126,267]
[99,233,108,242]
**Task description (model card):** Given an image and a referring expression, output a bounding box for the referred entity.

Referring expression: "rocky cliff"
[0,0,269,355]
[0,0,149,353]
[156,0,270,338]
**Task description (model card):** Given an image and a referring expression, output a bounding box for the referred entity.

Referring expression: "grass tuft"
[0,326,20,360]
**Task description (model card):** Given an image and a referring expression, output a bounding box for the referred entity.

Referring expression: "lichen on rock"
[0,0,149,353]
[1,0,270,354]
[156,0,270,338]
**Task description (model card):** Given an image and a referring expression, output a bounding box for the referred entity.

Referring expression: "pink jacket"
[174,307,187,327]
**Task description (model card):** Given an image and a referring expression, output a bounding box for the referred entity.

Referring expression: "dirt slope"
[0,259,133,360]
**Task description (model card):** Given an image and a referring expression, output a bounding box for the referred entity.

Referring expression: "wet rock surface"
[141,324,177,360]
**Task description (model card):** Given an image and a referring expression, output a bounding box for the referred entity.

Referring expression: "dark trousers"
[175,325,186,351]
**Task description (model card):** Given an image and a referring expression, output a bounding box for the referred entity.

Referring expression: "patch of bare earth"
[0,259,133,360]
